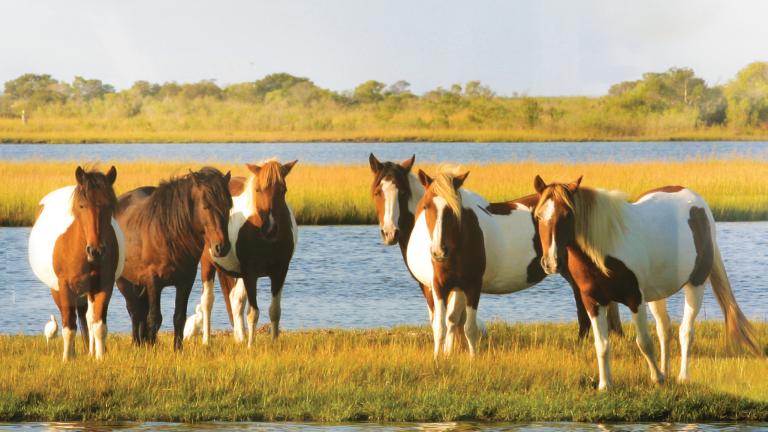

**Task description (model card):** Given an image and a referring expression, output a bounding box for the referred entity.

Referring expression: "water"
[1,141,767,164]
[2,223,766,336]
[1,421,767,431]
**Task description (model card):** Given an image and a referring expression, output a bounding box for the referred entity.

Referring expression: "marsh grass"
[1,159,766,226]
[0,322,766,422]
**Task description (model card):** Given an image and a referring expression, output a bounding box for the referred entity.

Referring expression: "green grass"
[0,322,766,422]
[1,159,767,227]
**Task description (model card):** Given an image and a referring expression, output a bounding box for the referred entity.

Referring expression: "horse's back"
[28,186,76,290]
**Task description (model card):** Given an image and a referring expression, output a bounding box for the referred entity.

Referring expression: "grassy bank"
[0,322,766,422]
[1,159,766,226]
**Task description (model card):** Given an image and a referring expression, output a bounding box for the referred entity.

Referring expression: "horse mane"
[71,167,117,212]
[371,161,412,199]
[136,167,229,262]
[540,185,628,275]
[430,165,463,224]
[253,158,286,190]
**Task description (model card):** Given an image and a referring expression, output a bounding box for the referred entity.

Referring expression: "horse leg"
[243,274,260,348]
[444,289,466,355]
[86,296,95,355]
[463,288,482,357]
[136,286,150,345]
[173,277,194,351]
[218,269,236,326]
[117,278,141,346]
[59,286,77,361]
[146,283,162,345]
[430,285,447,359]
[76,296,90,351]
[269,269,288,340]
[589,304,612,390]
[200,253,216,345]
[679,282,705,382]
[632,303,664,384]
[607,302,624,336]
[567,276,591,339]
[419,283,435,324]
[648,299,671,377]
[230,278,248,343]
[90,286,112,360]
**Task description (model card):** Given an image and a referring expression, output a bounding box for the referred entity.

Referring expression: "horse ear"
[280,160,298,177]
[400,155,415,172]
[246,163,261,176]
[453,171,469,189]
[369,153,382,173]
[75,166,86,185]
[417,169,433,187]
[534,175,547,194]
[224,170,231,183]
[106,166,117,185]
[189,169,199,186]
[568,176,583,191]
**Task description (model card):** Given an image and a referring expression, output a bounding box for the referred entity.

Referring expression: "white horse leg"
[247,305,259,348]
[86,297,95,356]
[632,303,664,384]
[431,289,446,359]
[92,321,107,360]
[269,290,282,340]
[62,327,75,361]
[444,290,466,355]
[201,278,215,345]
[648,299,671,377]
[464,306,481,357]
[230,279,247,343]
[679,282,705,382]
[590,305,612,390]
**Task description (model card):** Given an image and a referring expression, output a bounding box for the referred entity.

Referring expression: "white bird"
[183,304,204,341]
[44,314,58,344]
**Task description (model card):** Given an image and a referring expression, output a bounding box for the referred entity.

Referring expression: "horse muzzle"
[540,257,559,274]
[431,250,449,262]
[86,244,103,263]
[211,241,231,258]
[380,228,399,245]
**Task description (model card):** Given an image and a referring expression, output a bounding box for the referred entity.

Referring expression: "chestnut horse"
[199,159,298,346]
[369,155,620,343]
[29,166,124,360]
[116,167,232,350]
[533,176,761,390]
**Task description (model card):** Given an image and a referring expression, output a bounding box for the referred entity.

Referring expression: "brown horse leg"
[243,273,260,347]
[218,269,236,326]
[75,297,89,351]
[419,283,435,324]
[59,287,78,361]
[118,278,145,346]
[146,283,162,345]
[269,268,289,340]
[172,276,194,351]
[607,302,624,336]
[566,276,592,339]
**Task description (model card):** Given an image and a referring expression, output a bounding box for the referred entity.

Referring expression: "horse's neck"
[397,173,425,252]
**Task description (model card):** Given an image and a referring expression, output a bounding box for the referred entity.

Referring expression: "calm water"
[1,141,767,164]
[1,223,766,335]
[1,421,767,431]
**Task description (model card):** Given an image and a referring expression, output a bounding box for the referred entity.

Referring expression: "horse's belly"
[28,186,76,291]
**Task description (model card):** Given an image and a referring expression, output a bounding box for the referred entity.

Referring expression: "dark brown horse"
[115,167,232,350]
[29,166,124,360]
[199,159,298,346]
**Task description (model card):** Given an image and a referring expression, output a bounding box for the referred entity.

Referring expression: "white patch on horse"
[548,232,558,265]
[381,179,400,236]
[212,177,255,273]
[406,212,435,292]
[407,172,424,214]
[541,199,555,222]
[431,196,448,258]
[28,186,76,291]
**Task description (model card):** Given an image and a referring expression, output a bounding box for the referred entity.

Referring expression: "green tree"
[71,76,114,101]
[353,80,386,103]
[4,74,68,108]
[521,97,541,128]
[725,62,768,128]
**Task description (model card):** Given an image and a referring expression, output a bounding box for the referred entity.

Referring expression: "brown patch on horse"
[688,206,714,286]
[487,193,540,215]
[229,176,247,197]
[566,247,642,316]
[634,185,685,202]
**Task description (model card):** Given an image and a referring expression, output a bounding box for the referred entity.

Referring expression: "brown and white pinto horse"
[369,155,619,343]
[533,176,761,390]
[115,167,232,350]
[199,159,298,346]
[29,166,124,360]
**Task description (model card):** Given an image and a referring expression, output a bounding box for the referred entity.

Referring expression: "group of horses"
[28,153,760,391]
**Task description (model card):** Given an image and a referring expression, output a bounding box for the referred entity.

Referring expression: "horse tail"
[710,245,762,356]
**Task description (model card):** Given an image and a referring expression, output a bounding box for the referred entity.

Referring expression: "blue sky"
[1,0,767,96]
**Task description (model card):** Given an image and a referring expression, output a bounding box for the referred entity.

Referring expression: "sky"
[1,0,767,96]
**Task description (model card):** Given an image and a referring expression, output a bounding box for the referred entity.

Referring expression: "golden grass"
[0,322,766,422]
[1,159,766,226]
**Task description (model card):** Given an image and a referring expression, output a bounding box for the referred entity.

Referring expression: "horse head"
[72,166,118,263]
[416,167,469,263]
[369,153,415,245]
[246,159,297,242]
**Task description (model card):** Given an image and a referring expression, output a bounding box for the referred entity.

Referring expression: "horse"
[532,176,761,390]
[369,155,620,345]
[199,159,298,346]
[28,166,124,360]
[115,167,232,350]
